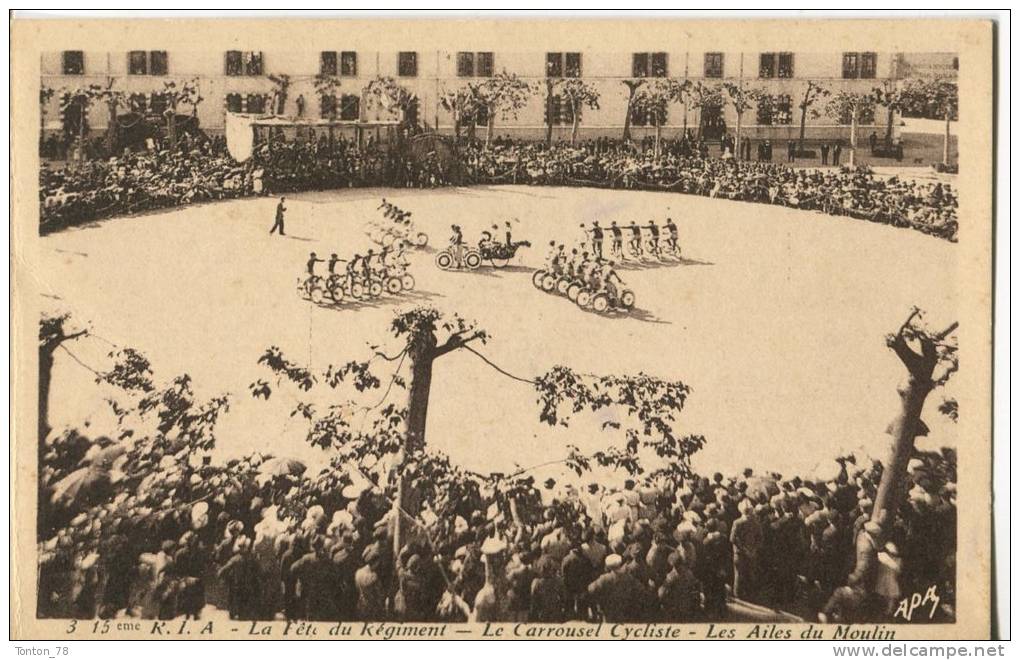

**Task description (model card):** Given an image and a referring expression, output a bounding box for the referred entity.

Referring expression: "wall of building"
[41,49,905,142]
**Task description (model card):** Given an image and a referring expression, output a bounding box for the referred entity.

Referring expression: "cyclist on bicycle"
[602,262,624,299]
[306,252,324,277]
[362,249,376,282]
[544,240,559,269]
[450,224,465,262]
[665,217,680,254]
[327,253,343,276]
[645,220,661,256]
[586,258,605,292]
[609,221,624,258]
[628,221,643,256]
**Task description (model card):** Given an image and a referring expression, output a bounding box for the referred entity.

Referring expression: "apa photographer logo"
[893,585,941,622]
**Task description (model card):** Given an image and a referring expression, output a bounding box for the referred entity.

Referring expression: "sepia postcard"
[9,15,996,641]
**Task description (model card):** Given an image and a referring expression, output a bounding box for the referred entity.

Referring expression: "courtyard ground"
[38,185,959,484]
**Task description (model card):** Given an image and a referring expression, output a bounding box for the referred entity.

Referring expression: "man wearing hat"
[587,553,650,622]
[355,542,388,620]
[730,498,763,600]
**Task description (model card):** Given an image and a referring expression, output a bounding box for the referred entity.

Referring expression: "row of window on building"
[58,50,880,80]
[71,85,871,127]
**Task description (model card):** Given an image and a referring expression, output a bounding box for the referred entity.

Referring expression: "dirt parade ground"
[37,184,958,483]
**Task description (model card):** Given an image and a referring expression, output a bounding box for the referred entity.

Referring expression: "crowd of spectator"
[40,135,958,241]
[38,425,956,625]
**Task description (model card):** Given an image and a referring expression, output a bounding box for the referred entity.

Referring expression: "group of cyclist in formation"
[297,243,416,306]
[365,199,430,250]
[298,198,687,316]
[532,218,681,315]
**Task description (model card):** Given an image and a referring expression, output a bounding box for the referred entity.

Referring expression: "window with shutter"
[150,51,168,75]
[320,95,337,119]
[632,53,649,78]
[651,52,668,77]
[341,51,358,77]
[340,94,360,121]
[704,52,724,78]
[456,52,475,77]
[546,52,563,77]
[62,51,84,75]
[320,52,338,76]
[398,52,418,77]
[842,52,859,79]
[860,52,877,79]
[128,51,148,75]
[477,52,494,77]
[777,52,793,78]
[225,51,243,76]
[564,52,581,77]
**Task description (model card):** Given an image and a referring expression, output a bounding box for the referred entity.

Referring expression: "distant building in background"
[40,50,951,143]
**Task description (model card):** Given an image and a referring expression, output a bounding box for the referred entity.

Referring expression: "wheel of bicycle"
[386,277,402,294]
[369,281,383,297]
[532,270,546,288]
[310,287,325,304]
[416,232,429,247]
[464,250,482,270]
[350,283,365,299]
[542,274,557,292]
[592,293,610,313]
[435,251,453,270]
[328,282,345,303]
[620,290,636,309]
[567,283,581,302]
[556,277,571,295]
[401,274,415,290]
[576,290,592,308]
[490,257,510,268]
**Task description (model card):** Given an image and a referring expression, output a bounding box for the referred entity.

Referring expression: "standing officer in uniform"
[270,197,287,236]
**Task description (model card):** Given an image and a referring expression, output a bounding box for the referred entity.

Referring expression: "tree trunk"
[394,332,438,556]
[167,115,177,149]
[453,115,461,144]
[485,111,495,149]
[848,108,858,168]
[622,83,638,142]
[943,114,951,166]
[884,105,895,144]
[871,374,933,530]
[105,99,119,155]
[654,121,662,160]
[798,99,809,153]
[850,312,957,600]
[38,346,55,445]
[570,108,579,146]
[734,110,742,160]
[545,80,555,146]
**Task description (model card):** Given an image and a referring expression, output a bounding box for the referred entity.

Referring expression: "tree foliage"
[477,71,535,122]
[365,76,418,122]
[898,76,958,121]
[798,80,830,116]
[534,367,703,480]
[161,78,204,115]
[632,78,688,125]
[721,81,765,116]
